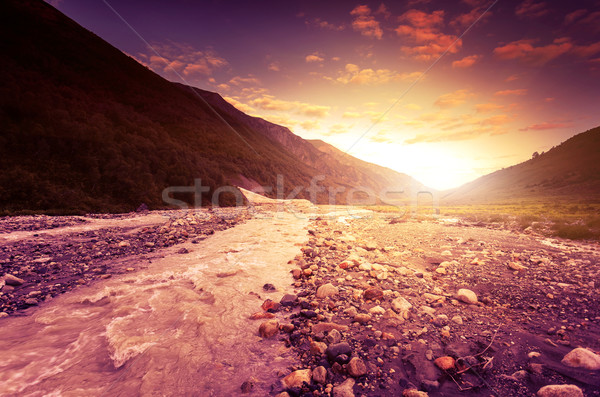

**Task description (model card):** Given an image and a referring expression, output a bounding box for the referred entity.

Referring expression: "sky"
[49,0,600,190]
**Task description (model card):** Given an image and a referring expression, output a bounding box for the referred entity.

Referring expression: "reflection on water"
[0,212,308,396]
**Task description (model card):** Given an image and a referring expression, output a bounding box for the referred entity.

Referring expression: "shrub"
[554,224,595,240]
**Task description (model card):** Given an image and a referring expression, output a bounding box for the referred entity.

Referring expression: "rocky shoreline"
[253,212,600,397]
[1,208,599,396]
[0,209,250,316]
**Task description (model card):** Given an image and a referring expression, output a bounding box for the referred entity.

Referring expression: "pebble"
[326,329,342,344]
[344,307,358,317]
[508,262,527,271]
[312,366,328,384]
[451,315,463,325]
[316,283,339,299]
[354,313,372,324]
[291,269,302,279]
[280,294,297,306]
[391,297,412,313]
[312,322,349,334]
[561,347,600,370]
[359,263,372,271]
[310,341,328,355]
[326,342,352,362]
[347,357,367,377]
[282,369,312,388]
[433,314,449,327]
[258,320,279,338]
[369,305,386,315]
[456,289,478,304]
[240,379,254,393]
[363,287,383,301]
[434,356,455,371]
[537,384,583,397]
[4,274,25,286]
[333,378,355,397]
[402,390,428,397]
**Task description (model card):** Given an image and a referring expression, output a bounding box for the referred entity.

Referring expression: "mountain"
[0,0,423,214]
[192,87,426,199]
[442,126,600,204]
[307,140,426,197]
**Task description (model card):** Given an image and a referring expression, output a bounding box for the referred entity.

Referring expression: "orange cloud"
[401,9,444,28]
[350,5,383,40]
[250,95,330,118]
[268,62,280,72]
[405,128,495,144]
[300,120,321,130]
[250,95,294,111]
[493,38,572,66]
[329,64,421,85]
[328,123,351,135]
[475,103,503,113]
[300,104,330,118]
[519,122,570,131]
[480,114,511,126]
[451,6,492,29]
[229,76,261,86]
[396,9,462,61]
[140,42,228,81]
[515,0,548,18]
[305,52,325,63]
[309,18,345,31]
[452,54,481,68]
[494,89,528,96]
[434,89,475,108]
[342,111,362,118]
[223,96,254,113]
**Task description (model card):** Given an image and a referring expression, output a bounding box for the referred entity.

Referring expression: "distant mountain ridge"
[442,126,600,204]
[0,0,424,213]
[191,86,424,196]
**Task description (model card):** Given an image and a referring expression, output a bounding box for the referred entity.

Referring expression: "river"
[0,210,310,396]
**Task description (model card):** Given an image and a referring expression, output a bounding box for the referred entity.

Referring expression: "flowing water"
[0,211,309,396]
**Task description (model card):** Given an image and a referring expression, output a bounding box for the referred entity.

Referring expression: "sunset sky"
[49,0,600,190]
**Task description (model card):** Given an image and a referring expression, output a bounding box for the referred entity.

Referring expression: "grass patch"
[553,224,596,240]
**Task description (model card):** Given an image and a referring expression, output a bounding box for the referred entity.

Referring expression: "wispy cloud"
[136,42,228,81]
[494,38,572,66]
[475,103,504,113]
[564,9,587,25]
[515,0,548,18]
[250,95,330,118]
[494,88,528,96]
[328,64,421,85]
[307,18,345,31]
[452,54,481,68]
[434,89,475,108]
[519,121,571,131]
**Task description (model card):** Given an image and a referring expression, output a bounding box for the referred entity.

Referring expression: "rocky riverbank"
[0,209,250,316]
[253,211,600,397]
